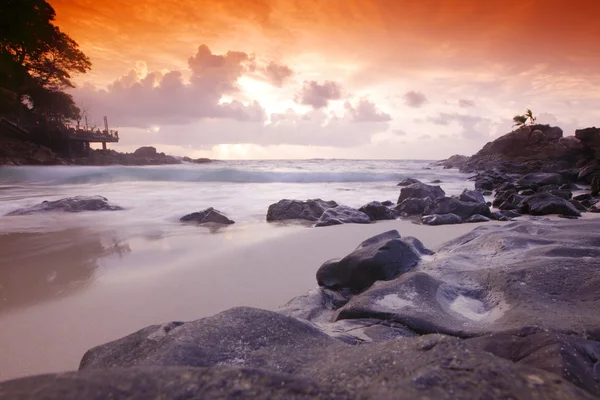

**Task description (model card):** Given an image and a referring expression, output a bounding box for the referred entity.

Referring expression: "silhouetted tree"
[0,0,90,120]
[513,109,536,127]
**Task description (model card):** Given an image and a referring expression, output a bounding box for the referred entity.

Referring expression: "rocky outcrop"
[458,125,592,174]
[315,230,422,293]
[437,154,469,169]
[358,201,396,221]
[423,197,491,220]
[72,148,180,166]
[397,183,445,204]
[0,137,67,165]
[180,208,234,225]
[5,196,123,216]
[315,206,371,227]
[575,127,600,158]
[182,156,212,164]
[516,172,563,187]
[266,199,338,222]
[518,193,581,217]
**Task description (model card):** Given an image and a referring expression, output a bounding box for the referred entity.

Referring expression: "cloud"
[73,45,267,128]
[344,98,391,122]
[425,113,492,140]
[263,62,293,87]
[458,99,476,108]
[392,129,407,136]
[403,91,428,108]
[295,80,342,109]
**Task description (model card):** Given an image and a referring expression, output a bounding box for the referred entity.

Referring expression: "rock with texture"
[396,177,421,187]
[315,206,371,227]
[180,207,234,225]
[458,189,485,203]
[6,196,123,216]
[421,213,463,225]
[516,172,564,187]
[397,183,445,204]
[266,199,338,222]
[358,201,396,221]
[423,196,491,220]
[394,197,433,216]
[315,230,421,293]
[518,193,581,217]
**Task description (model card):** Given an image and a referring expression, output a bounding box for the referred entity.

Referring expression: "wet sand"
[0,219,494,380]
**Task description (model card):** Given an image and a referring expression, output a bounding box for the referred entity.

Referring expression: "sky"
[52,0,600,159]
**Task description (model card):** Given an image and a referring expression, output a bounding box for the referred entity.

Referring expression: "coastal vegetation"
[0,0,90,127]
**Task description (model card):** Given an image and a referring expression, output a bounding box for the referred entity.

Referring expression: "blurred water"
[0,160,473,232]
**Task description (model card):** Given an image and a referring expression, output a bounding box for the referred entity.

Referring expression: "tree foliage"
[0,0,90,121]
[513,109,536,127]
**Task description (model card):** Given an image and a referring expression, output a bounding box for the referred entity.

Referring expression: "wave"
[0,165,423,185]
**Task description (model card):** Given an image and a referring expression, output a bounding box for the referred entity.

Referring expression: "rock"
[394,197,433,216]
[380,200,394,207]
[397,183,445,204]
[430,179,442,184]
[473,170,512,190]
[516,172,564,187]
[575,127,600,158]
[466,214,491,223]
[315,206,371,227]
[423,197,491,220]
[547,189,572,200]
[578,163,600,182]
[132,146,158,157]
[5,196,123,216]
[335,220,600,339]
[467,328,600,397]
[182,156,212,164]
[8,324,593,399]
[569,199,587,212]
[574,193,592,201]
[519,189,536,196]
[438,154,469,169]
[493,189,517,207]
[266,199,338,222]
[560,183,580,191]
[478,189,493,196]
[180,207,234,225]
[396,177,421,187]
[315,230,421,293]
[499,194,525,211]
[358,201,396,221]
[518,193,581,217]
[592,176,600,196]
[421,213,462,225]
[590,205,600,213]
[458,189,485,203]
[474,175,494,190]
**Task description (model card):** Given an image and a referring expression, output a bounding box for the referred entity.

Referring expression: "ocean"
[0,159,473,233]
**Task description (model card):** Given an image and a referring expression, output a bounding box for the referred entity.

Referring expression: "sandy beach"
[0,218,484,380]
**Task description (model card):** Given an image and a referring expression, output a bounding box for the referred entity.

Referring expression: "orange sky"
[50,0,600,159]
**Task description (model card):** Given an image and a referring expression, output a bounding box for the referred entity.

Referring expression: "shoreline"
[0,218,484,380]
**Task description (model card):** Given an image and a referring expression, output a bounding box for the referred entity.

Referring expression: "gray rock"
[396,177,421,187]
[266,199,338,222]
[180,207,234,225]
[5,196,123,216]
[466,214,491,223]
[423,196,491,219]
[3,331,593,400]
[358,201,396,221]
[315,230,421,292]
[458,189,485,203]
[516,172,564,187]
[569,199,587,211]
[519,193,581,216]
[421,213,462,225]
[490,210,521,221]
[397,183,445,204]
[394,197,433,216]
[315,206,371,227]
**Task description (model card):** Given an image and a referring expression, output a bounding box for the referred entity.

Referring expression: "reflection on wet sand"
[0,229,130,313]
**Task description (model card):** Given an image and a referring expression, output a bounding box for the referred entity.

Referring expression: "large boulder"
[423,196,491,220]
[458,189,485,203]
[518,193,581,217]
[358,201,396,221]
[314,206,371,227]
[394,197,433,216]
[5,196,123,216]
[132,146,158,157]
[421,213,463,226]
[180,207,234,225]
[438,154,469,169]
[266,199,338,222]
[516,172,563,187]
[575,127,600,158]
[315,230,421,293]
[397,183,445,204]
